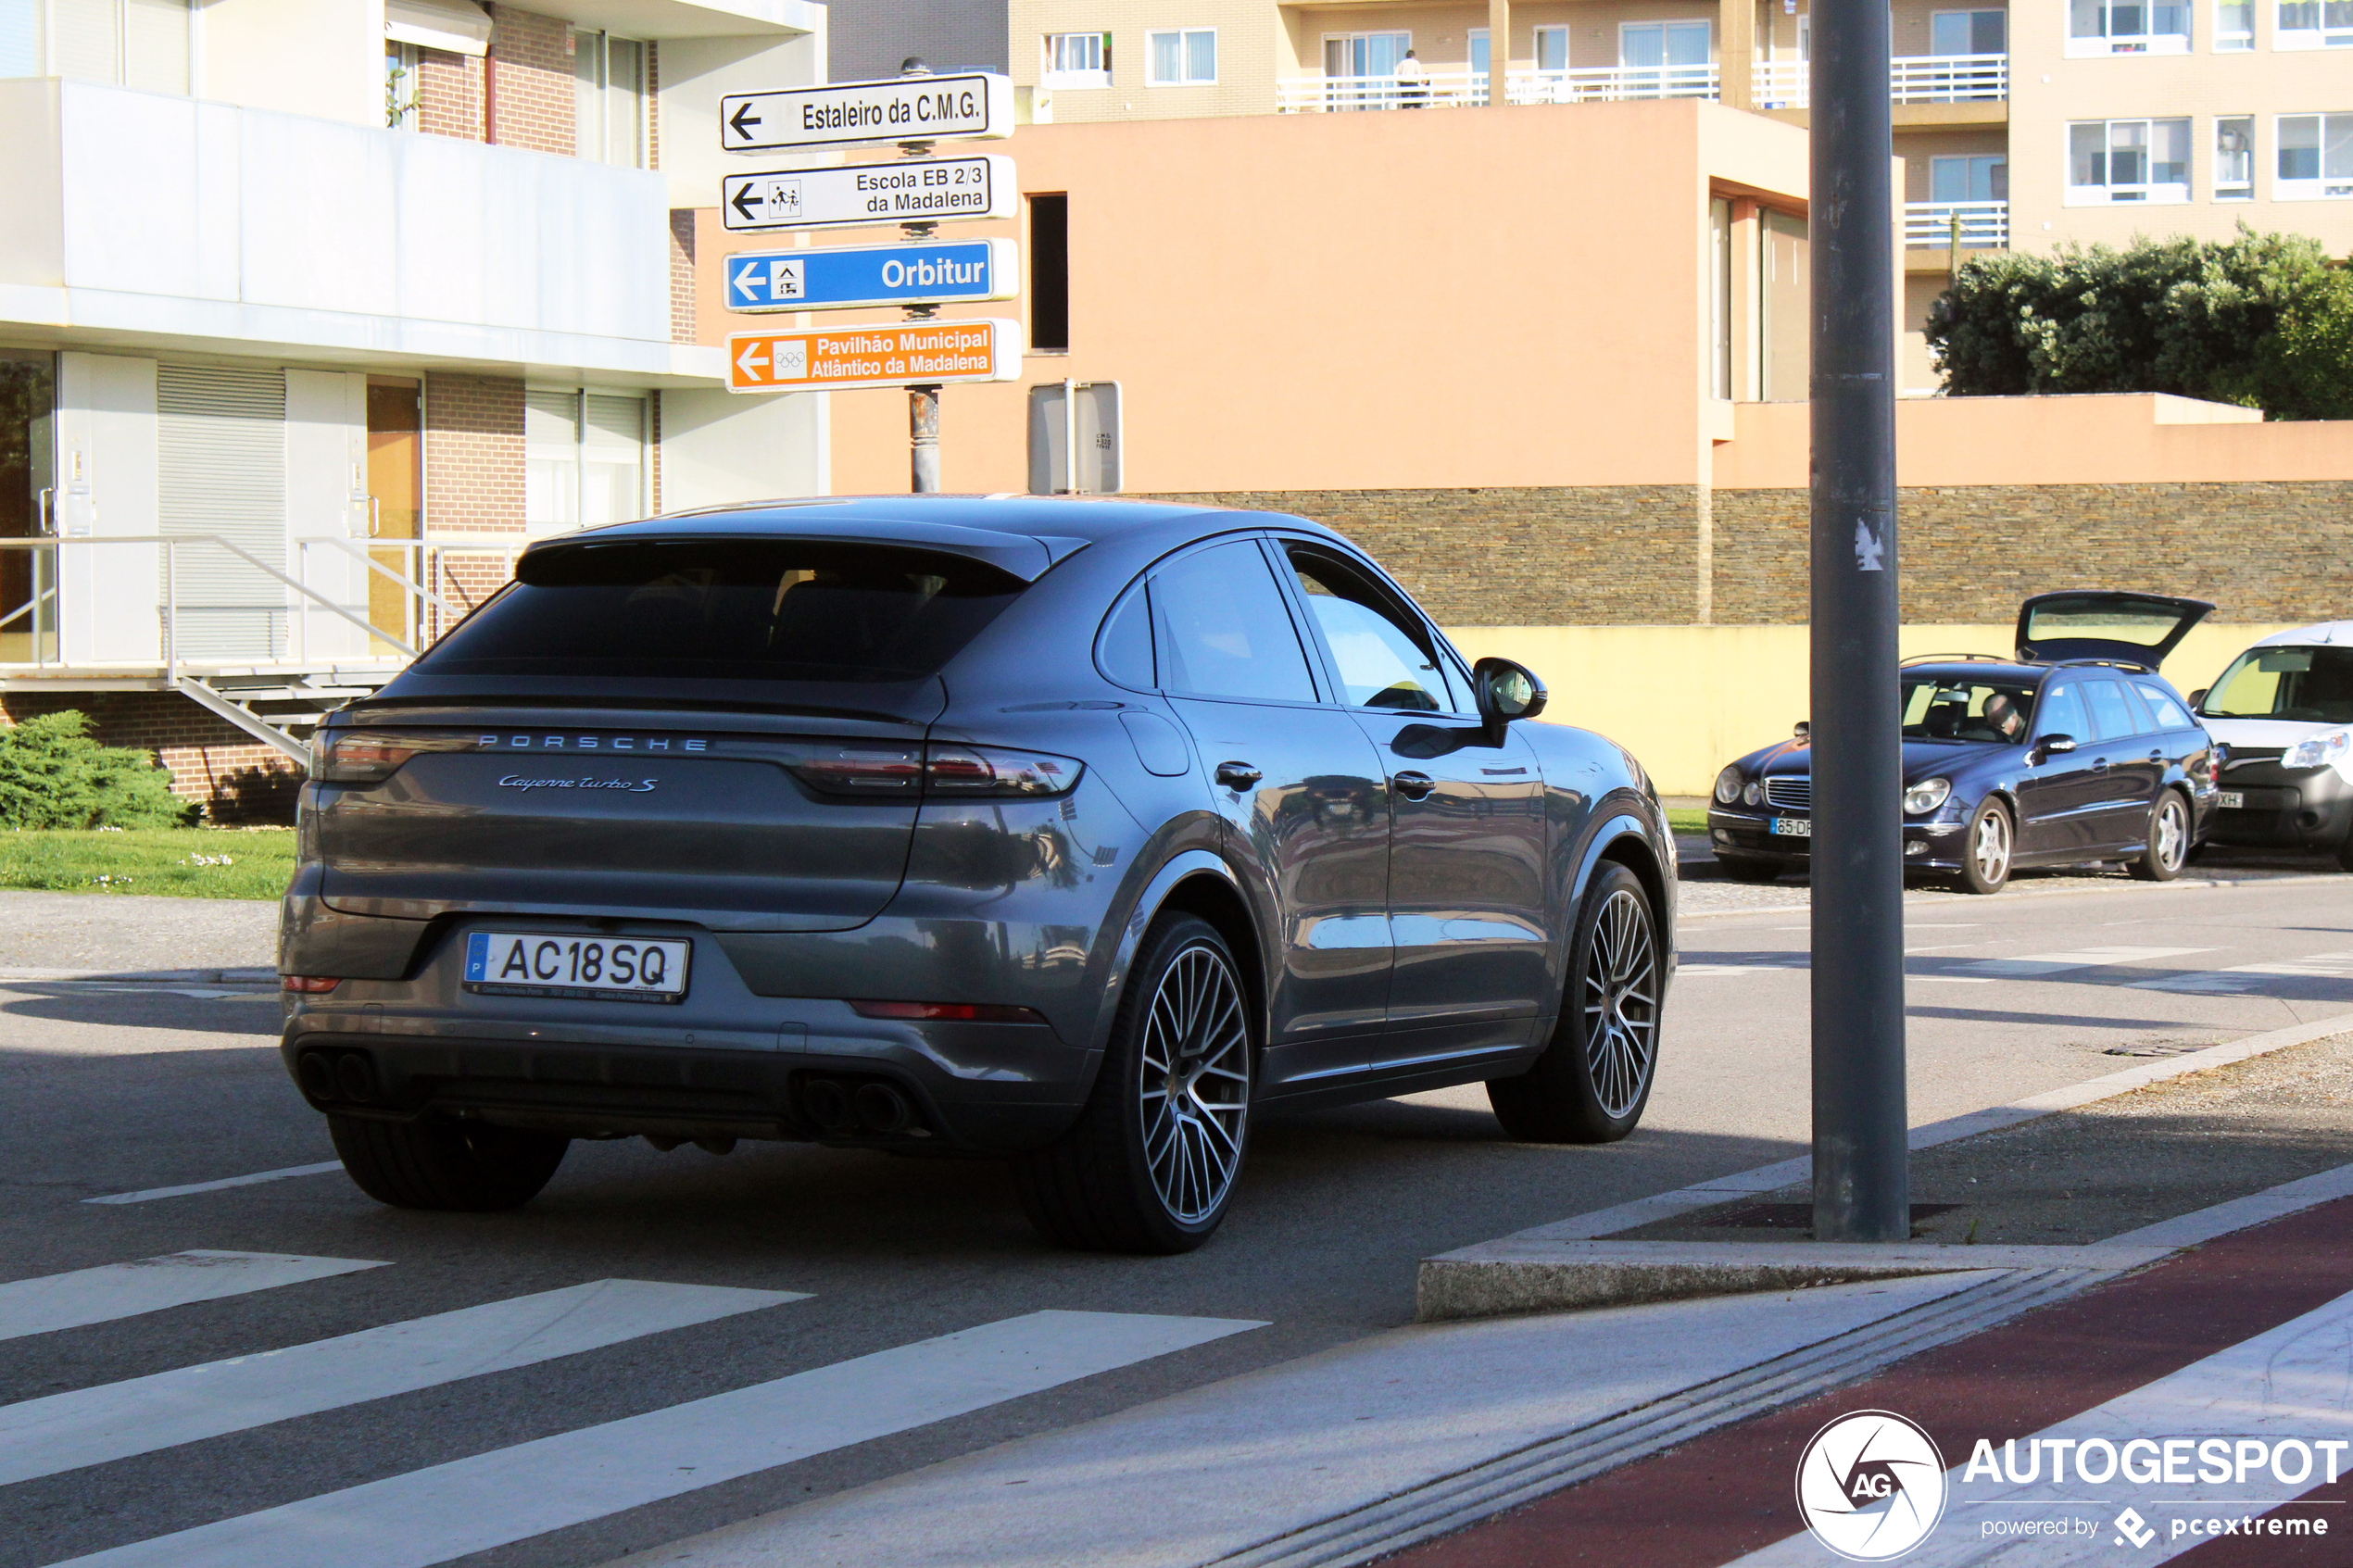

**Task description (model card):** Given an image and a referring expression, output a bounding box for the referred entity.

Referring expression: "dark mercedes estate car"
[283,497,1677,1252]
[1707,592,2221,894]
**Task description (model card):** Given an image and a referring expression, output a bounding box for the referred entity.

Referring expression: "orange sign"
[726,320,1019,393]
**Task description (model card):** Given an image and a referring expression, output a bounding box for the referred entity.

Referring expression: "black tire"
[2334,834,2353,873]
[2129,790,2192,882]
[329,1114,569,1211]
[1955,798,2014,895]
[1488,864,1662,1144]
[1011,915,1252,1254]
[1718,856,1785,884]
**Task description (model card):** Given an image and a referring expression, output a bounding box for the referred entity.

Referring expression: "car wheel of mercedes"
[1957,799,2014,895]
[2129,790,2191,883]
[1488,864,1661,1144]
[1012,915,1252,1254]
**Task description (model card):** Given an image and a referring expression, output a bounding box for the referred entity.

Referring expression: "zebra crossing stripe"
[48,1309,1265,1568]
[0,1279,806,1486]
[2132,949,2353,994]
[1950,946,2211,979]
[0,1252,386,1343]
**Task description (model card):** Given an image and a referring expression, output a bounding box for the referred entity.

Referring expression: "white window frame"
[385,41,421,132]
[571,30,648,169]
[1533,24,1569,72]
[1930,153,2007,202]
[2274,0,2353,47]
[2213,0,2255,47]
[1618,19,1715,67]
[2275,113,2353,199]
[1929,8,2007,55]
[2214,115,2255,198]
[525,385,648,538]
[2067,117,2192,204]
[2067,0,2193,55]
[1145,28,1215,85]
[1042,31,1111,88]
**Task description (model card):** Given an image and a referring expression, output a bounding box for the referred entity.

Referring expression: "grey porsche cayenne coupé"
[283,497,1677,1252]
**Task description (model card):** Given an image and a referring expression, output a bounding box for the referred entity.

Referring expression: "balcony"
[1752,54,2007,110]
[1905,200,2009,250]
[1277,65,1719,113]
[0,78,718,383]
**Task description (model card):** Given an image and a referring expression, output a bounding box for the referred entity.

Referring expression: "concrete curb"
[1675,869,2340,919]
[0,967,276,985]
[1415,1240,2171,1322]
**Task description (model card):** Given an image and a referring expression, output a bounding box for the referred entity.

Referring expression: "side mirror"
[1793,721,1812,743]
[2034,733,2078,762]
[2187,688,2208,710]
[1472,657,1547,739]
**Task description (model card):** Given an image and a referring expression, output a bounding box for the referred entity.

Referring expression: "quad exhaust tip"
[799,1075,923,1137]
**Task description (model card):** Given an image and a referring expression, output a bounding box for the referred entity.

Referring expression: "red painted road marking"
[1382,1197,2353,1568]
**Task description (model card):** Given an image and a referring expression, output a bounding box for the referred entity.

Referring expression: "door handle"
[2148,749,2164,762]
[2091,758,2111,773]
[1392,770,1436,800]
[1214,760,1262,790]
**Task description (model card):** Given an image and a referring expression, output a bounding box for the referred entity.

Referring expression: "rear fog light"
[849,1000,1045,1023]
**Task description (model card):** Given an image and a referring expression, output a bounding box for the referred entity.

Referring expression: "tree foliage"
[0,712,193,830]
[1925,228,2353,420]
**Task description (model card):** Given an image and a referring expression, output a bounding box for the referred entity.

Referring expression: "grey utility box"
[1026,380,1122,495]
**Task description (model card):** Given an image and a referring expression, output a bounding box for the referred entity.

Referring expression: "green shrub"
[1926,228,2353,420]
[0,712,193,830]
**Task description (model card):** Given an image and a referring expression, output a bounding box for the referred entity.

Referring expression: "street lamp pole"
[1808,0,1908,1243]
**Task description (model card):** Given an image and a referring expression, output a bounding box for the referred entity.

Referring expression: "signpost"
[720,157,1014,232]
[727,320,1020,394]
[724,240,1018,314]
[718,72,1012,154]
[719,68,1018,493]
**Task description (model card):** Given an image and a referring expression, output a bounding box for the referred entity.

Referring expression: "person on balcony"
[1395,49,1428,107]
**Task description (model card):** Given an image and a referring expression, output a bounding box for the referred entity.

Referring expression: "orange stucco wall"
[695,99,1811,495]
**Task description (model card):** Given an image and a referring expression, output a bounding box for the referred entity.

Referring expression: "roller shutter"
[157,363,286,659]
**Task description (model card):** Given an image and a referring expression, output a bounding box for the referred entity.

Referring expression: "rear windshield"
[414,539,1025,684]
[2020,596,2190,653]
[1901,676,2036,743]
[2203,646,2353,723]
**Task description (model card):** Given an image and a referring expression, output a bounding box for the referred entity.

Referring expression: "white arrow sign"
[720,73,1013,154]
[722,156,1016,232]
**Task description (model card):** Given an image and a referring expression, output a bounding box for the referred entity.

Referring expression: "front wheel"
[1012,915,1252,1253]
[328,1114,568,1211]
[2129,791,2191,882]
[1955,799,2014,895]
[1488,864,1661,1144]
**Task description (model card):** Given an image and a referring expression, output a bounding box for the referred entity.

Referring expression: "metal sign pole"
[1809,0,1908,1243]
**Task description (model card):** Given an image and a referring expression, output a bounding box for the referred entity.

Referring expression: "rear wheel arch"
[1096,852,1267,1065]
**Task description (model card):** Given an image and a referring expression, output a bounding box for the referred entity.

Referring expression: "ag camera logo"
[1796,1411,1949,1561]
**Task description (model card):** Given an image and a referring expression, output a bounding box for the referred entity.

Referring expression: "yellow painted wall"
[1444,621,2298,797]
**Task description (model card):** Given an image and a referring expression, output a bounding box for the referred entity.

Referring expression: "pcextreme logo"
[1795,1411,1950,1561]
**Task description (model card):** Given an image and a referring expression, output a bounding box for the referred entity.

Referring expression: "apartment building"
[1005,0,2353,390]
[0,0,826,809]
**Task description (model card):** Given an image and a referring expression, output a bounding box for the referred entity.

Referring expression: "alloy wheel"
[1973,808,2010,884]
[2156,797,2187,871]
[1581,887,1659,1120]
[1138,942,1250,1223]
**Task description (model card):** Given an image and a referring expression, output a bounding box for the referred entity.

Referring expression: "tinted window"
[2203,646,2353,723]
[2082,679,2141,741]
[2036,683,2088,742]
[1096,586,1153,688]
[1151,540,1317,702]
[1900,677,2033,743]
[2134,682,2194,730]
[1281,546,1459,713]
[417,539,1022,683]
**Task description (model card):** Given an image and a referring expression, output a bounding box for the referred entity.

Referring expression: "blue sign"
[724,238,1018,314]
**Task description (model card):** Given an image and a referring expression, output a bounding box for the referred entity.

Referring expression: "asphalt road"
[4,860,2352,1568]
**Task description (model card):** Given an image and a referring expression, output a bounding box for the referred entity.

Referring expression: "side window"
[2118,682,2158,735]
[2036,683,2088,742]
[2082,678,2140,742]
[2135,682,2192,730]
[1278,545,1461,713]
[1096,583,1153,688]
[1150,539,1318,703]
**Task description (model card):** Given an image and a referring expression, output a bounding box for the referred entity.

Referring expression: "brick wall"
[646,43,660,169]
[1148,481,2353,630]
[669,210,697,345]
[0,691,300,820]
[486,6,574,156]
[416,47,484,140]
[422,374,525,637]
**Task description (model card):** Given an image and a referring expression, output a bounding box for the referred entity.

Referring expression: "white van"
[2192,622,2353,868]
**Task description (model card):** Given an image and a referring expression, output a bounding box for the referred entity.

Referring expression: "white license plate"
[2217,791,2245,809]
[464,932,690,1003]
[1770,817,1814,837]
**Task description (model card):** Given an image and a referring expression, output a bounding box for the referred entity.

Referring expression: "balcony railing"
[1277,64,1719,112]
[1752,53,2007,109]
[1904,200,2009,249]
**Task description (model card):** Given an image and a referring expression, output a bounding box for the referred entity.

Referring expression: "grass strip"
[0,829,296,901]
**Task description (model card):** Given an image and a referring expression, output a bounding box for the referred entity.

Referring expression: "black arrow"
[728,101,762,143]
[730,182,761,221]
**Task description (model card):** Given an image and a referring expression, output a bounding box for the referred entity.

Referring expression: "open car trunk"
[2015,591,2214,669]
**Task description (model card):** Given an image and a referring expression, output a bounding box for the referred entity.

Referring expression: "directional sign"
[720,73,1013,155]
[721,156,1015,232]
[724,239,1018,314]
[727,320,1021,394]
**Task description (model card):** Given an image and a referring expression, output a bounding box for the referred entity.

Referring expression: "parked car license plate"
[463,932,690,1002]
[1769,818,1813,837]
[2217,791,2245,809]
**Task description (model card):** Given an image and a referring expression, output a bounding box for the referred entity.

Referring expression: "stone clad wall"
[1149,482,2353,629]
